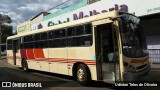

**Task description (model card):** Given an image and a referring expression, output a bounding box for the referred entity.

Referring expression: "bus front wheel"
[22,60,29,72]
[76,64,90,85]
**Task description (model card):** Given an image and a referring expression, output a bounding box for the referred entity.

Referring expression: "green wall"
[44,0,88,20]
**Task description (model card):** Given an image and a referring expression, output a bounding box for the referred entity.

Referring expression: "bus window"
[76,24,91,35]
[27,42,34,49]
[48,40,54,47]
[76,25,85,35]
[35,41,41,48]
[20,43,24,49]
[55,29,66,38]
[48,31,55,39]
[27,35,34,42]
[85,24,92,34]
[7,40,12,50]
[67,38,76,46]
[75,35,92,46]
[35,33,41,41]
[40,41,48,48]
[7,40,12,44]
[67,27,76,36]
[41,32,48,40]
[24,36,28,42]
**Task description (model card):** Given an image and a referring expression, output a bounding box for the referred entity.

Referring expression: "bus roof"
[7,11,119,40]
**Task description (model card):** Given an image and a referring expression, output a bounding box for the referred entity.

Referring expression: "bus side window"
[20,44,23,49]
[67,38,76,46]
[41,32,48,40]
[55,29,66,38]
[76,24,91,35]
[28,35,34,41]
[35,41,40,48]
[24,36,28,42]
[40,41,48,48]
[35,34,41,41]
[67,27,76,36]
[84,24,91,34]
[49,31,55,39]
[7,40,13,50]
[76,25,84,35]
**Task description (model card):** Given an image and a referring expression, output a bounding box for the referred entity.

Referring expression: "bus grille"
[137,64,147,70]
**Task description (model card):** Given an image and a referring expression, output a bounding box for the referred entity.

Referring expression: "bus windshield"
[120,13,148,58]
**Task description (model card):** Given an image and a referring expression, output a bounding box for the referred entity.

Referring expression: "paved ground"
[1,58,160,90]
[0,59,113,90]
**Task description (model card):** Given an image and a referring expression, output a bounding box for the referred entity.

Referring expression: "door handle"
[49,63,52,64]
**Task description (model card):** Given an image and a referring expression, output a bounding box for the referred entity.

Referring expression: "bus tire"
[22,60,29,72]
[76,64,91,85]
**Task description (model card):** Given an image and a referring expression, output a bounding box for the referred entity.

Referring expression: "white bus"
[7,11,150,85]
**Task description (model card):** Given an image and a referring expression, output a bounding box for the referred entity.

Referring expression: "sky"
[0,0,78,33]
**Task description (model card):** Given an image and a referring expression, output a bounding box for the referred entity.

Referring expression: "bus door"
[94,22,120,83]
[12,39,19,65]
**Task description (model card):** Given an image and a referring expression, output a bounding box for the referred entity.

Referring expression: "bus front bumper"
[123,66,150,81]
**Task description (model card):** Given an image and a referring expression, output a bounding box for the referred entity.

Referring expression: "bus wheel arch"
[21,59,29,72]
[73,62,91,85]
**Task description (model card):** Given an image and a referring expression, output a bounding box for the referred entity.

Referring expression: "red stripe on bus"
[27,59,96,65]
[26,49,35,59]
[20,49,27,59]
[34,49,45,59]
[48,58,96,65]
[36,58,49,61]
[49,58,96,61]
[7,55,96,65]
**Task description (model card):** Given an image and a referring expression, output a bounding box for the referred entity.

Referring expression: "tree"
[0,14,12,57]
[0,14,12,24]
[1,25,13,43]
[1,25,13,52]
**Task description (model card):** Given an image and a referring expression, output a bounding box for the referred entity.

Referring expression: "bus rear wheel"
[76,64,90,85]
[22,60,29,72]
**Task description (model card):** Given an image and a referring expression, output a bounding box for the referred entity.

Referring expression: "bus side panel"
[67,47,76,76]
[16,50,22,67]
[23,49,40,70]
[7,50,14,65]
[39,49,49,72]
[88,65,97,81]
[48,48,68,75]
[26,48,50,72]
[27,60,41,70]
[68,47,97,80]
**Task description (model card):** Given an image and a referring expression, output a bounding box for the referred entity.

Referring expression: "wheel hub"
[77,68,84,81]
